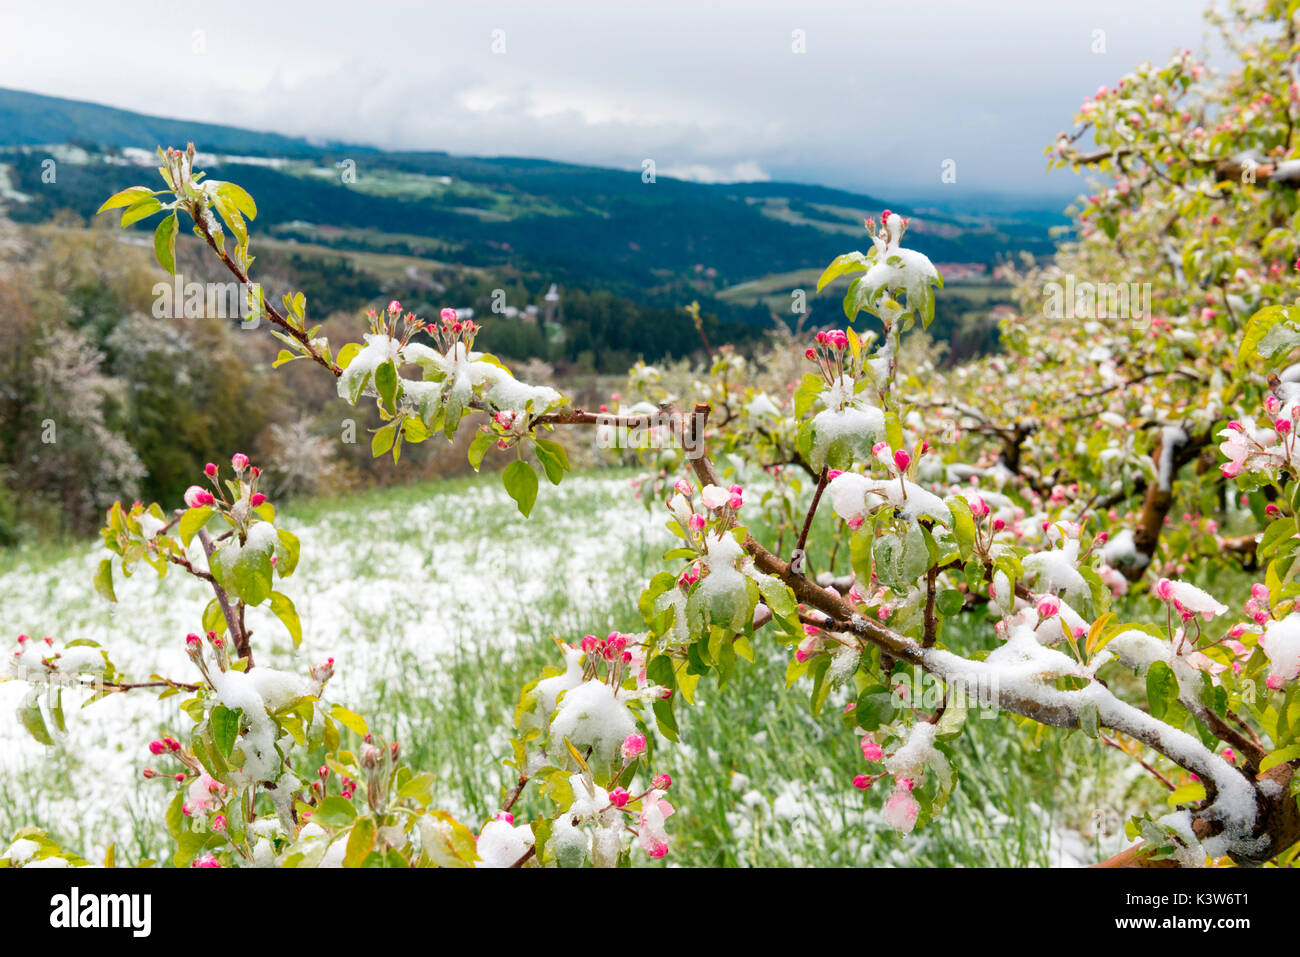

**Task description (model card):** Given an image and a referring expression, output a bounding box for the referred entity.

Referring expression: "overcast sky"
[0,1,1211,203]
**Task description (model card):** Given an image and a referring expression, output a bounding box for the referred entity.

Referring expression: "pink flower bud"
[1036,595,1061,618]
[212,815,227,832]
[1222,748,1235,764]
[621,733,647,759]
[853,774,872,790]
[1277,418,1291,434]
[1266,504,1281,518]
[495,811,514,824]
[893,449,911,472]
[204,462,218,477]
[1252,584,1269,602]
[1154,578,1175,601]
[192,854,221,868]
[652,773,672,790]
[440,307,457,323]
[387,300,402,314]
[183,486,210,509]
[608,787,631,808]
[688,513,706,531]
[861,736,884,763]
[249,493,267,508]
[1266,675,1284,690]
[231,453,249,471]
[674,479,693,497]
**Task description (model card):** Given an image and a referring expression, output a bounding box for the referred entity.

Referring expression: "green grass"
[1,468,1162,867]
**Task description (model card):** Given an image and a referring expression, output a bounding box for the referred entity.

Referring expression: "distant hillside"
[0,87,341,156]
[0,87,1053,365]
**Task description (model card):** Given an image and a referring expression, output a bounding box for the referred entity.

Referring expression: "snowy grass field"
[0,469,1143,867]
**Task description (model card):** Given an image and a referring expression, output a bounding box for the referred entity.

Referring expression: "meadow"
[0,468,1148,867]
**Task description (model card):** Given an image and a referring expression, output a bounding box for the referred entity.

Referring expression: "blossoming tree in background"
[5,0,1300,869]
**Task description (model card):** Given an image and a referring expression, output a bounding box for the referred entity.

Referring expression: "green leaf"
[330,704,368,737]
[202,597,227,636]
[120,196,163,227]
[1146,660,1178,721]
[97,186,155,213]
[502,460,539,517]
[269,591,302,647]
[816,251,869,292]
[275,528,300,578]
[467,431,495,471]
[210,704,242,757]
[19,691,53,746]
[93,558,117,603]
[1079,701,1100,739]
[1239,304,1300,366]
[153,212,178,274]
[374,360,399,414]
[534,438,570,486]
[653,696,679,742]
[1260,743,1300,773]
[344,817,376,868]
[313,796,358,828]
[855,687,895,732]
[946,495,975,560]
[211,538,273,606]
[936,588,965,617]
[216,181,257,219]
[179,506,214,547]
[809,655,833,716]
[396,772,435,807]
[371,423,397,458]
[1167,781,1207,806]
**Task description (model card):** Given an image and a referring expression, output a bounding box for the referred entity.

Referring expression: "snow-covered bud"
[1036,595,1061,618]
[860,734,884,762]
[184,486,213,508]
